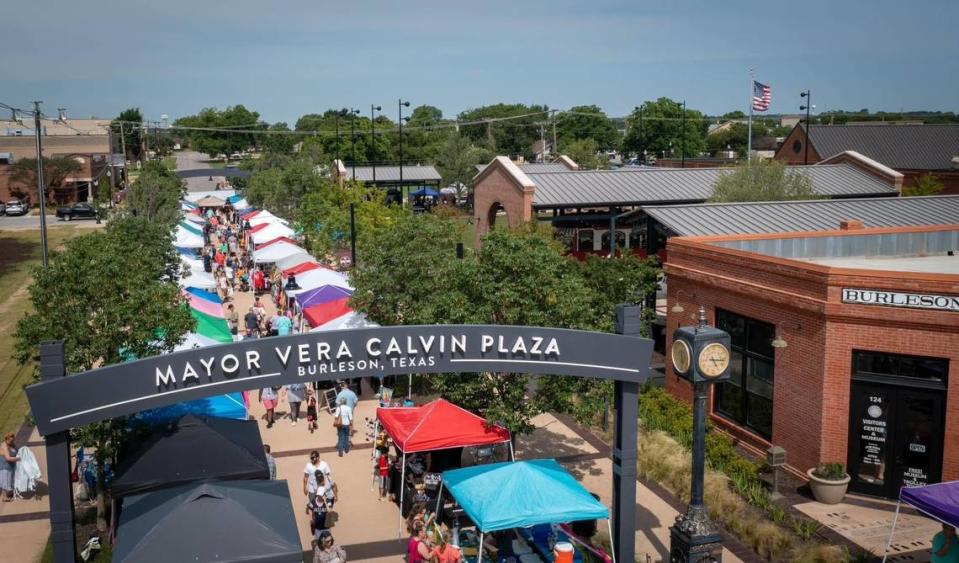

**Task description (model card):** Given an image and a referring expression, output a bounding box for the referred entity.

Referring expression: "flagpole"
[747,68,754,163]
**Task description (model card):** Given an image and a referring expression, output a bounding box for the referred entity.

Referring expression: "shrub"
[811,463,847,481]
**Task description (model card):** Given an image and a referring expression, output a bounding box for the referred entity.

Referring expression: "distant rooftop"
[346,165,442,183]
[643,195,959,237]
[0,118,111,137]
[802,123,959,170]
[799,254,959,275]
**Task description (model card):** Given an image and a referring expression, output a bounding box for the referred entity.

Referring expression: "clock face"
[671,339,691,374]
[697,342,730,378]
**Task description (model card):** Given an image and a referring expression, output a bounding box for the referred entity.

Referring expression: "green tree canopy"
[244,156,327,220]
[709,160,821,203]
[8,156,83,204]
[113,108,144,160]
[434,132,493,189]
[555,105,620,150]
[123,161,186,227]
[457,103,550,160]
[563,138,608,170]
[622,98,707,160]
[902,173,944,197]
[174,105,263,157]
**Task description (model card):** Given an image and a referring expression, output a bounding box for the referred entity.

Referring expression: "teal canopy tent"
[441,459,613,563]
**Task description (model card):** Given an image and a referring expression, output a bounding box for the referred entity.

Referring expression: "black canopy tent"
[113,480,302,563]
[111,414,269,497]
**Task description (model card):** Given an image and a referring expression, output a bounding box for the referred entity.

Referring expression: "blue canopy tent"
[440,459,613,563]
[410,187,440,197]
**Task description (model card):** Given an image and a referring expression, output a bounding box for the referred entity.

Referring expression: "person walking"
[244,307,259,338]
[264,444,277,480]
[0,433,19,501]
[306,389,319,433]
[276,311,293,336]
[286,382,306,426]
[335,380,358,410]
[260,387,278,429]
[312,530,346,563]
[333,397,353,457]
[226,304,239,340]
[303,451,333,515]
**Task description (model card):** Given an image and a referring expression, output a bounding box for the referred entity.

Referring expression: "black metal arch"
[32,307,649,563]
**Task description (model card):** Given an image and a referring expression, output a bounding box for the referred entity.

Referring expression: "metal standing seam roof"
[525,164,897,207]
[348,165,442,182]
[805,124,959,170]
[642,195,959,237]
[475,162,574,174]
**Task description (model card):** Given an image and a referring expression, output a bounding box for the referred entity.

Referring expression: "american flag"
[752,81,772,112]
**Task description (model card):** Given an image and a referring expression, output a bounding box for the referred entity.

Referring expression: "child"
[306,389,318,434]
[377,450,389,501]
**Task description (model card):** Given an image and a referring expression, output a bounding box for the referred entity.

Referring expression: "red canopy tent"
[375,398,512,534]
[241,209,261,220]
[302,298,352,328]
[247,222,269,234]
[255,236,298,249]
[376,398,511,453]
[283,261,324,276]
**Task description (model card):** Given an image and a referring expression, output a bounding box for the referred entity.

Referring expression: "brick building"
[774,123,959,194]
[0,120,112,204]
[664,224,959,498]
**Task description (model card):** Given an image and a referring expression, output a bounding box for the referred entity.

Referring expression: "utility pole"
[334,111,341,162]
[551,110,557,159]
[398,99,410,201]
[350,109,359,181]
[370,105,381,183]
[681,100,687,168]
[118,122,127,185]
[154,121,160,160]
[32,101,49,268]
[107,125,116,205]
[539,122,546,162]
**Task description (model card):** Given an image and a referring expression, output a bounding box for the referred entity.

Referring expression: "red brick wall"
[472,164,533,246]
[773,126,821,165]
[663,236,959,483]
[901,170,959,196]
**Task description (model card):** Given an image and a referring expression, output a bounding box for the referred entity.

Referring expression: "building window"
[714,309,775,439]
[577,230,594,252]
[853,350,948,386]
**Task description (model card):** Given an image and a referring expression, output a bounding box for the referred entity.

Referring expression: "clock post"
[669,307,731,563]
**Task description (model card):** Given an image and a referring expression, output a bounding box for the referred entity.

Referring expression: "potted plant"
[807,462,850,504]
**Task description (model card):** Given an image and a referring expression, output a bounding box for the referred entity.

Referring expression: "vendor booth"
[253,241,308,264]
[111,414,268,498]
[113,480,301,563]
[310,310,378,332]
[882,480,959,562]
[250,222,295,243]
[440,459,613,563]
[375,399,512,531]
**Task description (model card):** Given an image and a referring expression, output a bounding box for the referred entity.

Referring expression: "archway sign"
[29,306,651,563]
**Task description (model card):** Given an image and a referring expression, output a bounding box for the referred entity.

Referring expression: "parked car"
[4,199,28,216]
[56,202,99,222]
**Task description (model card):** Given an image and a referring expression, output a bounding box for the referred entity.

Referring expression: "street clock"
[672,308,732,384]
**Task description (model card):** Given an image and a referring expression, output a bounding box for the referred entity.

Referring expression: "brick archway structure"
[472,157,535,245]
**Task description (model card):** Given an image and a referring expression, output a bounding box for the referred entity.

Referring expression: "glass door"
[847,383,893,497]
[892,390,944,489]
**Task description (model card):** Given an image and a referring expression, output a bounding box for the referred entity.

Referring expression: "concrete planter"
[806,468,850,504]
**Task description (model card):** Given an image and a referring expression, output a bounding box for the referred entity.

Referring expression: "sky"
[4,0,958,124]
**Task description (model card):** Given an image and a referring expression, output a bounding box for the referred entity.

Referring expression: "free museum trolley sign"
[27,325,650,436]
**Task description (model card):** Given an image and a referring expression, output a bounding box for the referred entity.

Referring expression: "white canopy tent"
[174,230,204,249]
[253,241,308,264]
[274,253,314,272]
[231,198,251,210]
[286,269,352,295]
[183,213,207,225]
[179,270,217,290]
[250,223,295,243]
[174,332,224,351]
[247,211,289,227]
[309,311,377,332]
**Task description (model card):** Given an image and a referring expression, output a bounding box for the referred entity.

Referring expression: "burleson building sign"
[842,288,959,313]
[27,325,650,436]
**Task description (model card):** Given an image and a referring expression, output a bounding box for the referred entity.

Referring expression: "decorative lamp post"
[669,306,731,563]
[398,99,410,202]
[370,104,381,183]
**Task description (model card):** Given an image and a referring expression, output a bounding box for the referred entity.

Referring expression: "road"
[0,214,101,231]
[175,150,219,192]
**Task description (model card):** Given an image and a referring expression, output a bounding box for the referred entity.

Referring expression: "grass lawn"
[204,160,226,169]
[161,156,177,171]
[0,227,82,436]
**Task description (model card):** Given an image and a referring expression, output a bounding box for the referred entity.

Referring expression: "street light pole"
[398,99,410,202]
[335,111,340,162]
[32,101,49,268]
[370,105,381,183]
[350,109,359,181]
[800,90,812,165]
[681,100,687,168]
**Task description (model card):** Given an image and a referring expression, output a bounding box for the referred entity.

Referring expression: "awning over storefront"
[376,398,510,454]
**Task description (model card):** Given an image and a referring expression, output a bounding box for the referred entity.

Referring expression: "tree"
[555,105,620,150]
[621,98,707,160]
[433,132,493,189]
[709,160,821,202]
[14,220,194,530]
[174,105,263,157]
[563,138,608,170]
[113,108,144,161]
[902,173,944,197]
[457,103,550,160]
[123,161,186,226]
[7,156,83,204]
[261,122,297,154]
[244,156,328,220]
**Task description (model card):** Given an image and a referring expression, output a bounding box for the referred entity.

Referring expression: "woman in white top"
[334,397,353,457]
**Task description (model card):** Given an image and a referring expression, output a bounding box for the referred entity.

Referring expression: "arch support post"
[41,340,77,563]
[613,305,641,563]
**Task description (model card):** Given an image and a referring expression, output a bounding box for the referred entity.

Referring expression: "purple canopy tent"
[881,480,959,562]
[295,284,353,310]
